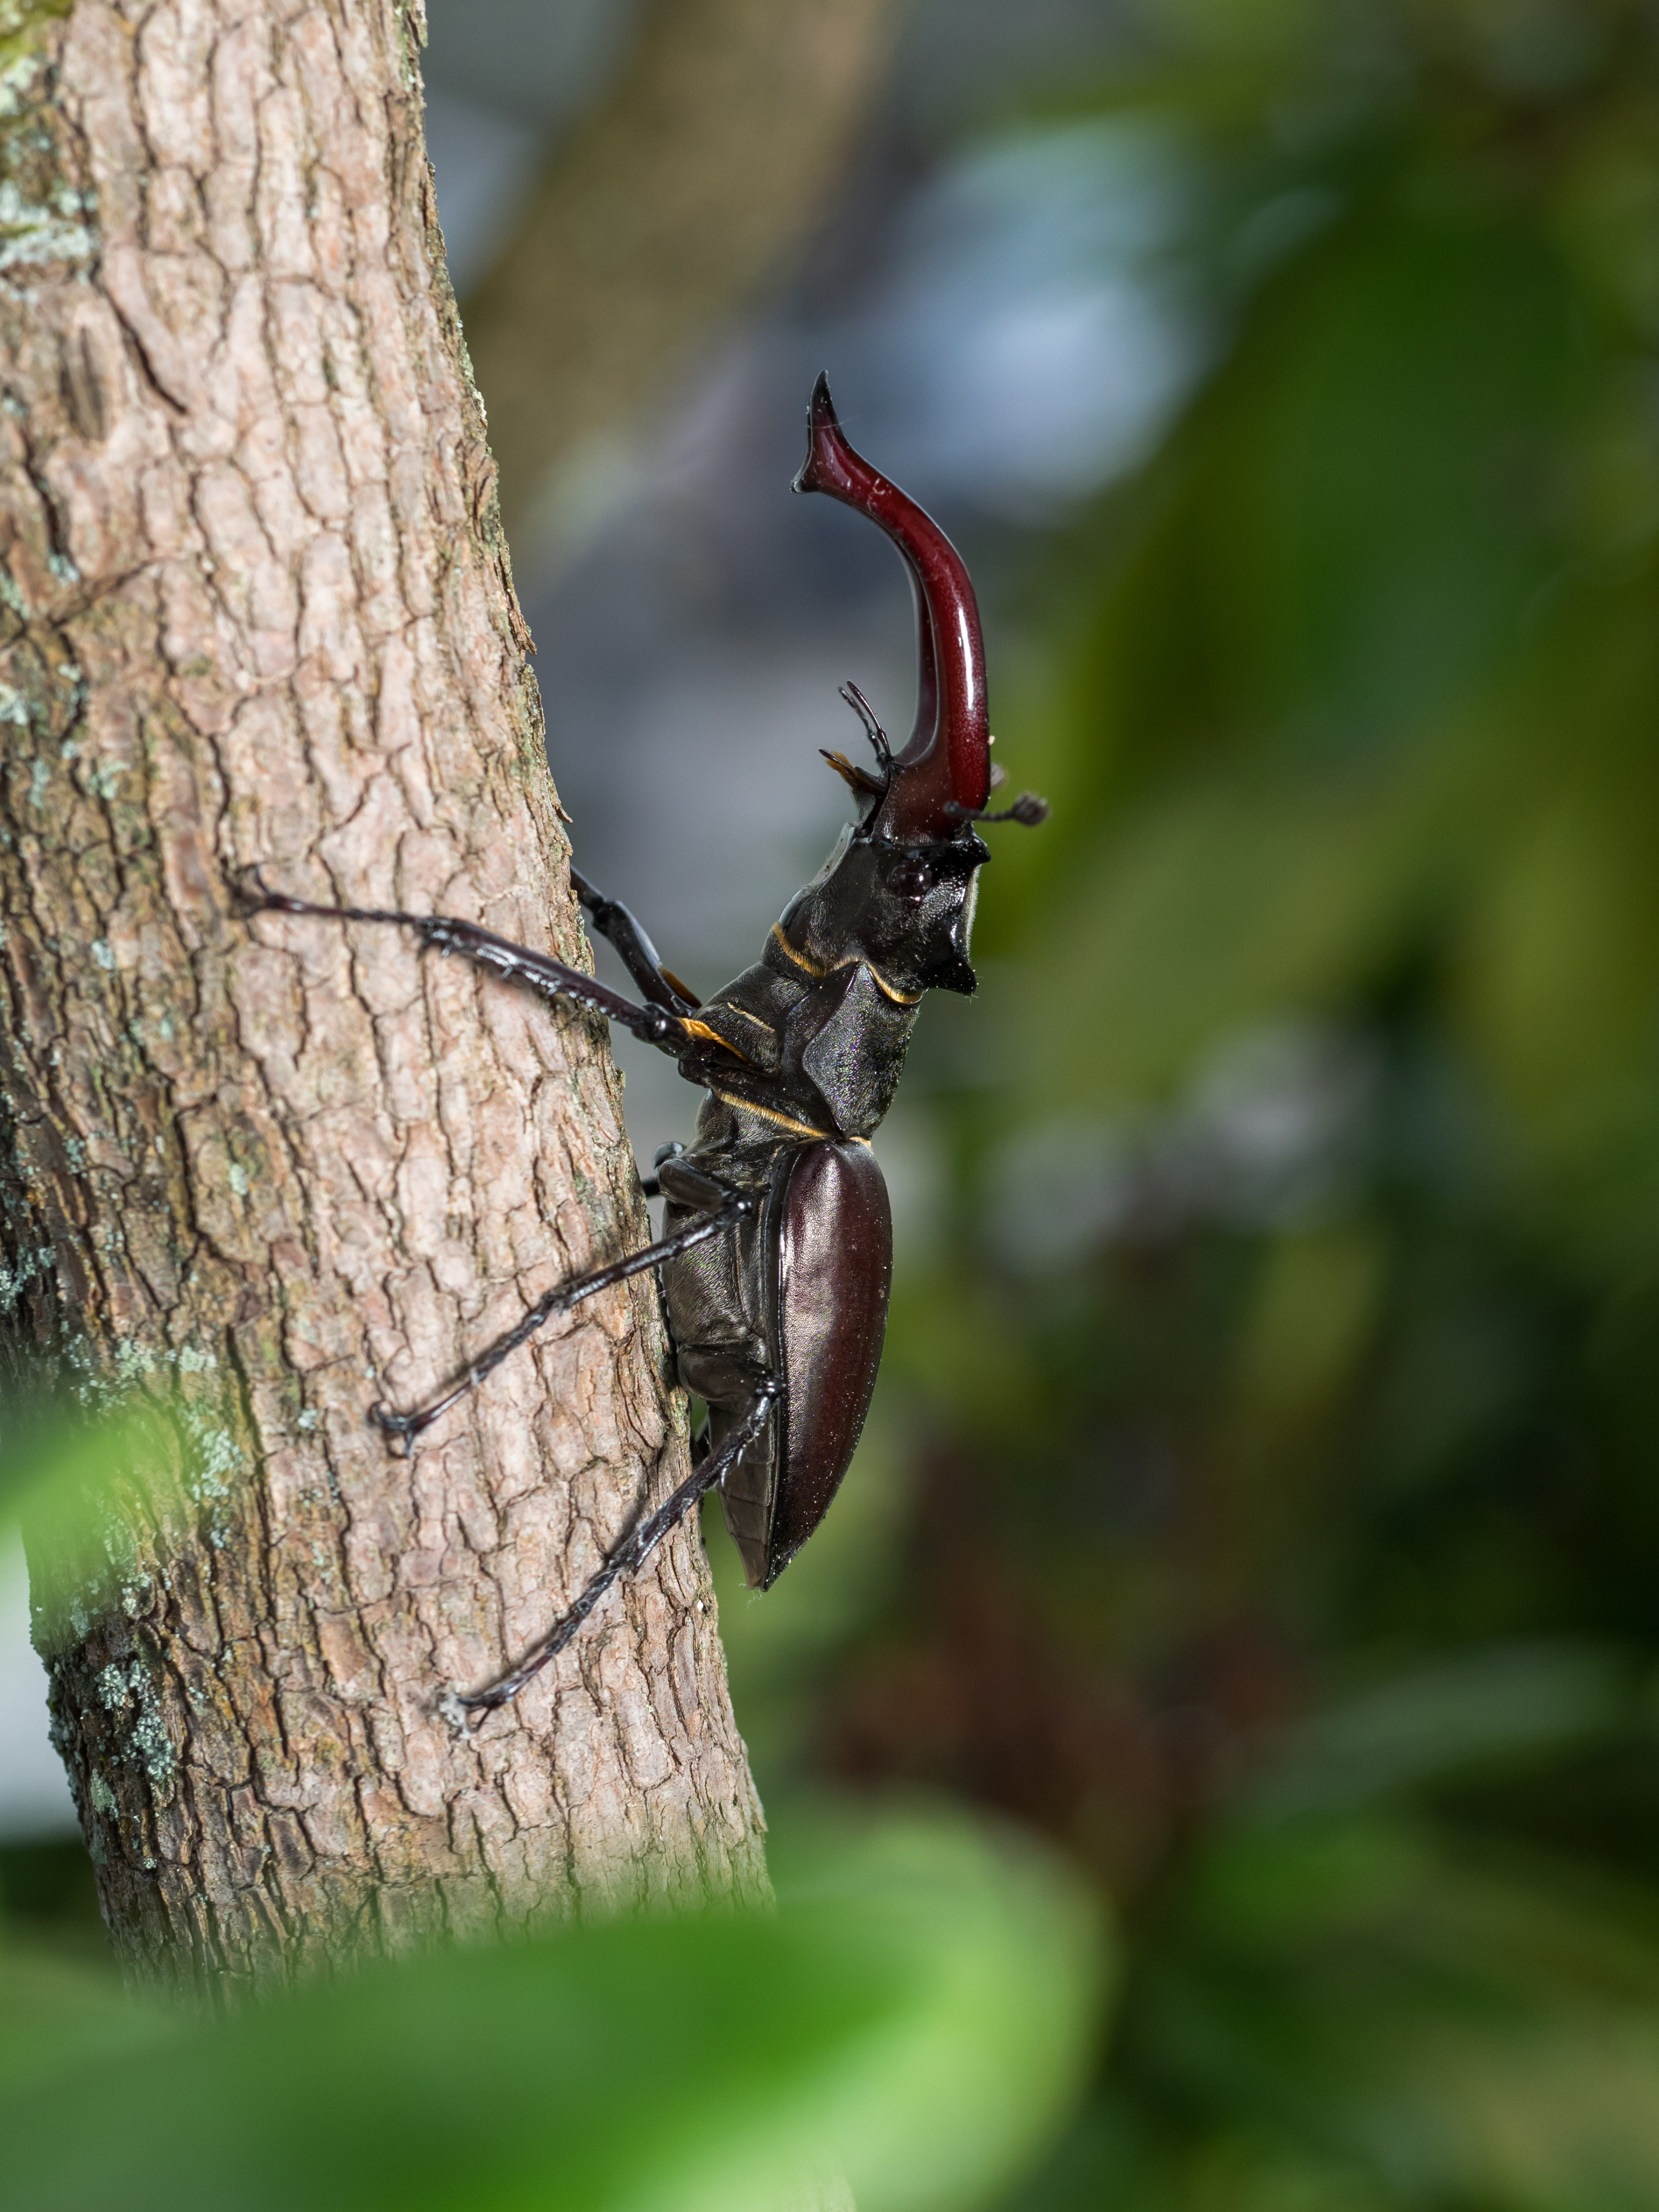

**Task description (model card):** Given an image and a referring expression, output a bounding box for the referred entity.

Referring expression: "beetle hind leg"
[439,1375,781,1725]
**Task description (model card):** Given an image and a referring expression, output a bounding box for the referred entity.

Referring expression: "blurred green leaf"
[0,1401,188,1657]
[1025,1811,1659,2212]
[0,1928,158,2100]
[0,1808,1104,2212]
[1018,770,1436,1105]
[1253,1643,1632,1817]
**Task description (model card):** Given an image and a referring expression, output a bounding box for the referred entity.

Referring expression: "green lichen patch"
[0,0,70,107]
[0,171,91,269]
[0,1,93,271]
[0,1236,51,1311]
[94,1652,175,1790]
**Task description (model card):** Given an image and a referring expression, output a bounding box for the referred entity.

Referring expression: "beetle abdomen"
[753,1139,892,1588]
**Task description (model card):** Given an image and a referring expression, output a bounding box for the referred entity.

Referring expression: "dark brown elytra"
[238,375,1046,1724]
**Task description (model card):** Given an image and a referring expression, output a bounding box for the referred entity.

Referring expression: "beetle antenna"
[838,680,893,774]
[946,792,1050,827]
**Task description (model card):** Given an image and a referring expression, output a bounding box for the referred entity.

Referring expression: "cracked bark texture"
[0,0,767,1997]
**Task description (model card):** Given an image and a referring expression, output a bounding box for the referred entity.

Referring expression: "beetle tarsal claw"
[230,862,273,909]
[435,1689,476,1738]
[372,1402,418,1458]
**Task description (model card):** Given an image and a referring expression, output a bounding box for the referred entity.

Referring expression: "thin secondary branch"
[460,0,904,542]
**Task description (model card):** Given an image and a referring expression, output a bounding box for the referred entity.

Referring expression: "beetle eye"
[888,856,931,901]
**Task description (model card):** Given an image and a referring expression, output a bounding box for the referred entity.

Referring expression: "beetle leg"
[638,1141,689,1200]
[374,1189,757,1455]
[233,867,690,1057]
[570,867,699,1013]
[437,1376,782,1726]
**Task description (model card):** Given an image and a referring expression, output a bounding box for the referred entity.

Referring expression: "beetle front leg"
[233,867,690,1057]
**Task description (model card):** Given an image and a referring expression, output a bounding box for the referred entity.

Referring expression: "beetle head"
[781,821,990,998]
[789,375,1047,995]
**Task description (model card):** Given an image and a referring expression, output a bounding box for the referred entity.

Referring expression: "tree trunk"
[0,0,766,1999]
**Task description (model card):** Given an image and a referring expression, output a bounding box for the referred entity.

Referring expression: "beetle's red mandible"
[793,373,992,839]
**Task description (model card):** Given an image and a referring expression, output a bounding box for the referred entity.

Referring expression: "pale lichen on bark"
[0,0,766,1997]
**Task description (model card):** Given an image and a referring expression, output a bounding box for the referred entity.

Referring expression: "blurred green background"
[700,2,1659,2206]
[10,1,1659,2206]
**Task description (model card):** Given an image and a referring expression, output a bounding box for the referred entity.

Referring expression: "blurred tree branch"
[460,0,905,545]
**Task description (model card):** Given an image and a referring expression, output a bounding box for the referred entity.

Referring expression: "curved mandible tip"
[793,373,990,836]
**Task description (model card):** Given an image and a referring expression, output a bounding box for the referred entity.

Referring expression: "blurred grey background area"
[3,0,1169,1839]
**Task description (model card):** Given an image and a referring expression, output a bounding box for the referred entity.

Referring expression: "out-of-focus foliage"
[0,1795,1099,2212]
[1,1414,1099,2209]
[1,1399,191,1655]
[711,2,1659,2206]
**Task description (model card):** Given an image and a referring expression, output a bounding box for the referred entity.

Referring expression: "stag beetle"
[241,376,1044,1723]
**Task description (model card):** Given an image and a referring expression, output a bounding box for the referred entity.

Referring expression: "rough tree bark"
[0,0,767,1998]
